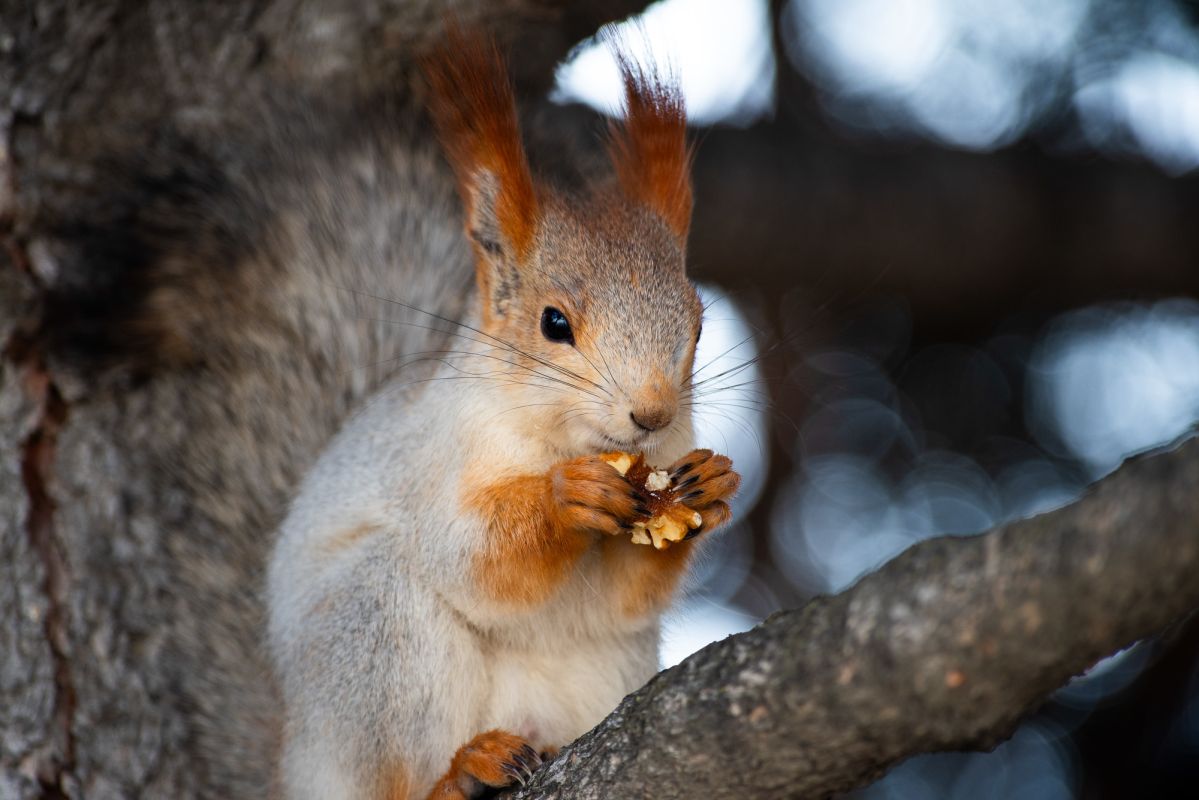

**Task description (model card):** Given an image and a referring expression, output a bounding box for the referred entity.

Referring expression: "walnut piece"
[645,469,671,492]
[601,452,703,550]
[603,452,636,478]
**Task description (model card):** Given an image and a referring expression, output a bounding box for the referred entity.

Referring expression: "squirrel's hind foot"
[427,730,541,800]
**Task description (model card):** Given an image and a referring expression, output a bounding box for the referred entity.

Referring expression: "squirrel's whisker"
[351,314,607,396]
[350,345,608,401]
[691,330,761,380]
[681,378,771,400]
[571,324,623,396]
[332,287,612,396]
[690,407,763,455]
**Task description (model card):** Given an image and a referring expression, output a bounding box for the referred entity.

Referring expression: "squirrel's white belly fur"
[481,627,658,744]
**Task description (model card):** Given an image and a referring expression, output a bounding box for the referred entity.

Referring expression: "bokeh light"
[1076,52,1199,173]
[783,0,1199,168]
[660,285,769,666]
[784,0,1090,149]
[660,598,757,669]
[692,285,769,515]
[793,0,951,95]
[1053,643,1155,710]
[856,720,1080,799]
[1028,300,1199,477]
[553,0,775,125]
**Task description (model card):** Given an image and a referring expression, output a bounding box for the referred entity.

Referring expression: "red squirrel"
[267,29,740,800]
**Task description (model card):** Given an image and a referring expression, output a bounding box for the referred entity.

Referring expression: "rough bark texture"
[507,435,1199,800]
[0,261,63,800]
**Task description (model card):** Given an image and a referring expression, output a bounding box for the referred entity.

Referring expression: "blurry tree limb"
[506,435,1199,800]
[689,120,1199,341]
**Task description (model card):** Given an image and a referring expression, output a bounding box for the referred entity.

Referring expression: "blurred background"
[554,1,1199,797]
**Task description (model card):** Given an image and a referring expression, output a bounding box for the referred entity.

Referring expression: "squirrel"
[265,29,741,800]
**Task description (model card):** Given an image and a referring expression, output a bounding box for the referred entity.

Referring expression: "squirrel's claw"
[550,455,642,536]
[508,744,541,785]
[433,730,543,798]
[667,449,740,538]
[685,500,733,540]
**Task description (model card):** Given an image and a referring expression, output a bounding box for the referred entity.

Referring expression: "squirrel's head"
[427,31,702,456]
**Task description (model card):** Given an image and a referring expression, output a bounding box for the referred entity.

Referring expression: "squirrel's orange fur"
[607,52,695,243]
[426,731,540,800]
[464,472,593,607]
[377,764,412,800]
[601,534,694,618]
[425,26,539,265]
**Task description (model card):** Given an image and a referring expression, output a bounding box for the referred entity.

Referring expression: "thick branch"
[509,435,1199,800]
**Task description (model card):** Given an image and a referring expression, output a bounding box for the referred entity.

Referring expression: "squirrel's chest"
[479,632,658,748]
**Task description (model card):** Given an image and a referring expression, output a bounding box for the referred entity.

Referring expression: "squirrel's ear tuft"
[607,51,694,244]
[424,25,539,268]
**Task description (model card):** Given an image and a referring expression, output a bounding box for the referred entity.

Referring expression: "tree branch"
[688,120,1199,341]
[507,434,1199,800]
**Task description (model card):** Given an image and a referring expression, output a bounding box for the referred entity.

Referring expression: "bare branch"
[508,435,1199,799]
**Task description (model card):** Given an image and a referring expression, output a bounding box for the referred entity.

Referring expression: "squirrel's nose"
[630,408,673,432]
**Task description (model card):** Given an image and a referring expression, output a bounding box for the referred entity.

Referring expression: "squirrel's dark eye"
[540,307,574,345]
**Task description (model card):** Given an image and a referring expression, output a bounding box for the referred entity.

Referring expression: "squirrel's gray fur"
[43,81,480,795]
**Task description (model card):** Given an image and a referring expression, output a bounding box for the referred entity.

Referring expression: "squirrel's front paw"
[433,730,541,799]
[668,449,741,537]
[549,455,645,536]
